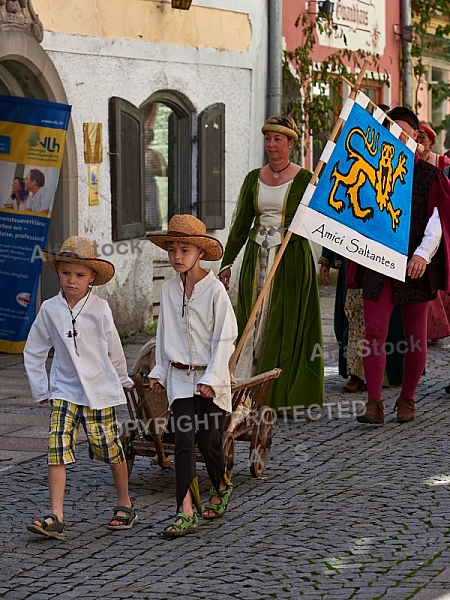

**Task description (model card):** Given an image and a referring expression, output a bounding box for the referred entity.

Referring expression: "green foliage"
[411,0,450,112]
[282,12,386,156]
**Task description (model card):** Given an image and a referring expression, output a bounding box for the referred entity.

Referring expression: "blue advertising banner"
[290,100,416,281]
[0,95,71,353]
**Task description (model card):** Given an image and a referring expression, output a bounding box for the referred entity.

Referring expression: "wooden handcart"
[121,340,280,479]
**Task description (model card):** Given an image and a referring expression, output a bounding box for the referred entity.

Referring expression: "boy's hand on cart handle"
[197,383,214,398]
[39,399,49,405]
[149,378,165,393]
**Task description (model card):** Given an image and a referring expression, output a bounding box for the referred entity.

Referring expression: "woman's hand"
[149,378,165,393]
[319,265,330,286]
[407,255,427,279]
[219,267,231,291]
[197,383,214,398]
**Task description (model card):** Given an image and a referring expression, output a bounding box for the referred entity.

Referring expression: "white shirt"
[24,291,133,409]
[414,207,442,264]
[29,186,53,213]
[149,270,238,412]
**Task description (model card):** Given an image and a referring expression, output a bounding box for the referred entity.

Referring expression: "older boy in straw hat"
[148,215,238,538]
[24,236,138,540]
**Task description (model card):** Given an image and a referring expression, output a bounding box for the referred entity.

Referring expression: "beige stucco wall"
[21,0,268,333]
[32,0,251,51]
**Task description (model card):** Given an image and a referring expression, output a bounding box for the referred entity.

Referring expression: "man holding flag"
[351,107,450,425]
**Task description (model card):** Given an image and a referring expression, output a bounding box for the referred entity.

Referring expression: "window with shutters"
[109,93,226,238]
[109,97,145,241]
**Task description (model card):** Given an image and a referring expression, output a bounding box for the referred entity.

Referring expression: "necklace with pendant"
[269,162,290,179]
[64,289,91,355]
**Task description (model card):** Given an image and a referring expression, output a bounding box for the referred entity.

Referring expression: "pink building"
[283,0,402,168]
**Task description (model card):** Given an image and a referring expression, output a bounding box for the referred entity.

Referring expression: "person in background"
[2,177,29,210]
[219,114,324,413]
[417,123,450,169]
[318,250,352,387]
[25,168,53,214]
[318,104,403,394]
[442,163,450,396]
[319,253,404,393]
[417,126,450,343]
[144,128,166,231]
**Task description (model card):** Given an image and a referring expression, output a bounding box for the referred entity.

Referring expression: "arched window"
[141,91,194,231]
[109,92,225,239]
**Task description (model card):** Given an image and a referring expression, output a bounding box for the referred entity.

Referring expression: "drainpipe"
[401,0,413,107]
[267,0,283,116]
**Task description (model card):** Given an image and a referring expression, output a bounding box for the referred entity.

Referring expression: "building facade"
[282,0,403,171]
[0,0,269,332]
[414,12,450,154]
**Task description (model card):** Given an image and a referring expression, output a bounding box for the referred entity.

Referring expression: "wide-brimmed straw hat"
[147,215,223,261]
[42,236,115,286]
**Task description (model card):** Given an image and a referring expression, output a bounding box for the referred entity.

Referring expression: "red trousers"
[362,279,429,401]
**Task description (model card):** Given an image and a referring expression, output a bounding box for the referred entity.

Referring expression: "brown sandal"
[107,504,138,530]
[26,513,66,540]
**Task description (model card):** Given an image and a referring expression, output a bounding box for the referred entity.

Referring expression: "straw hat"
[147,215,223,261]
[42,236,115,286]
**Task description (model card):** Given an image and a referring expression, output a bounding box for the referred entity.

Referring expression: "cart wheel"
[120,428,135,478]
[223,432,235,480]
[249,406,274,477]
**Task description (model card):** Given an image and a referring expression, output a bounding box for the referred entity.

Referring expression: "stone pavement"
[1,286,450,600]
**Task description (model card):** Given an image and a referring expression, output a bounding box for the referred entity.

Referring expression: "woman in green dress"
[219,115,324,412]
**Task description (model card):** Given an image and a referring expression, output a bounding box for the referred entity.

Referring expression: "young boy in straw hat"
[24,236,138,540]
[148,215,238,538]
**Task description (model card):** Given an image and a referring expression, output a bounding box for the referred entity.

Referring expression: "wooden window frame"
[198,103,225,230]
[109,96,145,241]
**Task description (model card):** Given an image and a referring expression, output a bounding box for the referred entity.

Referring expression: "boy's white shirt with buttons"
[150,270,238,413]
[24,291,133,409]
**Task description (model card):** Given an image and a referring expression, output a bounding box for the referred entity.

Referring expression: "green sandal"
[161,512,199,539]
[26,513,66,540]
[203,485,233,520]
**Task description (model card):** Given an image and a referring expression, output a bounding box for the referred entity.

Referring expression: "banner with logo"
[0,96,71,353]
[289,99,416,281]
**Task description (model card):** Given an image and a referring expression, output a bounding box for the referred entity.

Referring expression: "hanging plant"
[283,12,387,157]
[410,0,450,133]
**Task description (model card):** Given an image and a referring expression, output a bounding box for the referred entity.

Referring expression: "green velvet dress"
[221,168,324,410]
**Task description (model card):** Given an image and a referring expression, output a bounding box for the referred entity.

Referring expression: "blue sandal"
[202,485,233,520]
[161,512,199,538]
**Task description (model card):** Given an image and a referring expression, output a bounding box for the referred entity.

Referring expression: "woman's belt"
[171,362,207,370]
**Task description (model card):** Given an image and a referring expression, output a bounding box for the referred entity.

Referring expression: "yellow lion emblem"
[328,126,408,231]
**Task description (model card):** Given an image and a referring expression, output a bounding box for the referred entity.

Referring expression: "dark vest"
[363,159,439,303]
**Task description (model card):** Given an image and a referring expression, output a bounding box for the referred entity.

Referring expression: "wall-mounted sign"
[318,0,386,54]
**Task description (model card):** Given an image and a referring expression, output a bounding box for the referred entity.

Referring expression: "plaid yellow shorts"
[47,399,125,466]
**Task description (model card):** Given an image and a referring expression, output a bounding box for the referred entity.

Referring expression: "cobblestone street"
[1,286,450,600]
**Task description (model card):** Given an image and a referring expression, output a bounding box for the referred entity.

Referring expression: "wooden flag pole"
[228,59,372,373]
